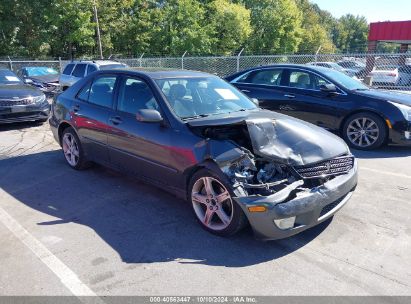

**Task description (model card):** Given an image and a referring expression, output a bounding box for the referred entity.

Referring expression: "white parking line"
[0,200,101,299]
[361,167,411,180]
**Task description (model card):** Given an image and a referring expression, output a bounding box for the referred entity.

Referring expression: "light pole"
[93,0,103,59]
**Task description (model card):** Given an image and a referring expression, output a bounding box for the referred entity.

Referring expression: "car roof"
[95,67,214,79]
[243,63,333,73]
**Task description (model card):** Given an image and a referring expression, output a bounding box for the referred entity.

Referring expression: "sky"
[310,0,411,23]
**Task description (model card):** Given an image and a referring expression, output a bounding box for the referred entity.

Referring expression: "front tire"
[188,168,247,237]
[342,112,386,150]
[61,127,90,170]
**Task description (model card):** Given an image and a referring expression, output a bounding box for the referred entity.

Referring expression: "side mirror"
[136,109,163,123]
[320,83,337,93]
[251,98,259,106]
[24,78,33,84]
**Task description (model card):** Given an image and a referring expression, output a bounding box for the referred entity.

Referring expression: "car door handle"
[284,94,295,99]
[241,89,251,93]
[109,116,122,125]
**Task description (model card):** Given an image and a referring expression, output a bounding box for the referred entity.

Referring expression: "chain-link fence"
[2,53,411,90]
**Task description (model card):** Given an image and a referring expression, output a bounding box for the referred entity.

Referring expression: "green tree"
[46,0,95,58]
[240,0,303,54]
[295,0,336,53]
[151,0,213,55]
[333,14,368,53]
[207,0,252,55]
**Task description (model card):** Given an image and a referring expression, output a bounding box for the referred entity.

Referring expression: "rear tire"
[188,168,247,237]
[342,112,386,150]
[61,127,91,170]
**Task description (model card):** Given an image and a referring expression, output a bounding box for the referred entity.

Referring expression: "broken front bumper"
[234,160,358,240]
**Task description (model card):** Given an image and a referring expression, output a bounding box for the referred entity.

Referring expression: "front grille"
[294,156,354,179]
[319,196,345,218]
[0,98,34,107]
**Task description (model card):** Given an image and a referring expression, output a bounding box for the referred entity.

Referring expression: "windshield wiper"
[353,88,369,91]
[181,114,210,120]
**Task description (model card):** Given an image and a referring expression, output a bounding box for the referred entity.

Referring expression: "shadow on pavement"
[0,150,331,268]
[0,121,45,132]
[352,145,411,159]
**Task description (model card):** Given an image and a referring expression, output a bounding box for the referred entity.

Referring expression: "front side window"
[63,64,75,75]
[288,70,332,90]
[72,64,87,78]
[117,77,158,114]
[88,76,117,108]
[86,64,97,75]
[155,76,257,119]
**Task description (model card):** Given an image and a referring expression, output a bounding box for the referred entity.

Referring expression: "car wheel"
[189,169,247,237]
[343,112,386,150]
[61,127,90,170]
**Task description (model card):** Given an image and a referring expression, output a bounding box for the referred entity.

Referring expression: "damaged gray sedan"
[50,69,358,240]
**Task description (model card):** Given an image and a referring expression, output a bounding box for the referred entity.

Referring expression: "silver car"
[59,60,127,90]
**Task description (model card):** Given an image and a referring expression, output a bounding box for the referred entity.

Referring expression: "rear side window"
[63,64,75,75]
[86,64,97,75]
[72,64,87,78]
[77,81,92,101]
[88,76,117,108]
[248,69,283,85]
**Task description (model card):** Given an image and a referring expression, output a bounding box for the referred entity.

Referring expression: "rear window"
[62,64,75,75]
[72,64,87,77]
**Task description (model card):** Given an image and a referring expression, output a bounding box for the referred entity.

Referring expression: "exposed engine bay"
[192,119,354,197]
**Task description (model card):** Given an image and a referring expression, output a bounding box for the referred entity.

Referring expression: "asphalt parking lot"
[0,122,410,296]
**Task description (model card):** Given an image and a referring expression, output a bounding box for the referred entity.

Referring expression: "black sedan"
[226,64,411,150]
[49,68,357,240]
[0,69,50,124]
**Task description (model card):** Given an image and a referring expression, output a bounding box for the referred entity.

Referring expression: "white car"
[59,60,127,90]
[370,65,411,86]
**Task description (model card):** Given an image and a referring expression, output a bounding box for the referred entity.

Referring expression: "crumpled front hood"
[28,74,60,84]
[188,109,349,166]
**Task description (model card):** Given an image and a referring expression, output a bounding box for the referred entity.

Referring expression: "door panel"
[279,69,345,130]
[72,75,118,164]
[106,76,178,187]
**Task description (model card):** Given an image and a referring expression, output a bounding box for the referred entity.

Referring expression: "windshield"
[0,70,22,84]
[328,63,345,72]
[321,69,369,91]
[155,76,257,119]
[25,67,59,76]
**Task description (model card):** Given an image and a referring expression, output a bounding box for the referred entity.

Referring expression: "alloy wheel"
[346,117,380,148]
[62,133,80,166]
[191,177,234,231]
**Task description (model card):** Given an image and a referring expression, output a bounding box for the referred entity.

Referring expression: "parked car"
[226,64,411,150]
[17,66,60,96]
[59,60,128,90]
[337,60,367,79]
[0,69,49,124]
[307,61,357,77]
[49,68,358,240]
[370,65,411,86]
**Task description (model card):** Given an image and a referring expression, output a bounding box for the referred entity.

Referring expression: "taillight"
[387,72,398,77]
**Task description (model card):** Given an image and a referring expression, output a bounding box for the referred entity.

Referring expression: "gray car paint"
[49,69,357,240]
